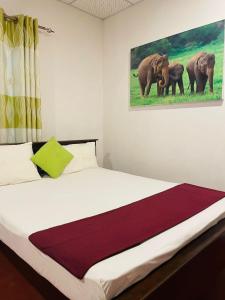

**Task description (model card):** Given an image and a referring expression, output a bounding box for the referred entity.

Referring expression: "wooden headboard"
[32,139,98,154]
[32,139,98,176]
[1,139,98,148]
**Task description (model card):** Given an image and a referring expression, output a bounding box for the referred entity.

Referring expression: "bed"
[0,139,225,300]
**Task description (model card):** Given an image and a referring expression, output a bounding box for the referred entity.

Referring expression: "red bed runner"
[29,183,225,279]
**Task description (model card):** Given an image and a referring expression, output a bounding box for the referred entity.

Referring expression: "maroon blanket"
[29,183,225,279]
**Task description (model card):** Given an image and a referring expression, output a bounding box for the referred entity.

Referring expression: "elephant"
[137,54,169,97]
[186,52,215,94]
[165,63,184,96]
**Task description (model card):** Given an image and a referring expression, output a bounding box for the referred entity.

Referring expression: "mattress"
[0,167,225,300]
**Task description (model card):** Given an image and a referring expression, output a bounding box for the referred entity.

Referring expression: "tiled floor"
[0,249,44,300]
[0,242,67,300]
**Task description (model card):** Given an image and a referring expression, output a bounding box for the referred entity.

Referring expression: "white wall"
[103,0,225,190]
[0,0,104,163]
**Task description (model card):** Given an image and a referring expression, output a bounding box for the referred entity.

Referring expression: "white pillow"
[63,142,98,174]
[0,143,41,186]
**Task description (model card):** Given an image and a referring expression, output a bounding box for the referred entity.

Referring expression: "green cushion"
[31,137,74,178]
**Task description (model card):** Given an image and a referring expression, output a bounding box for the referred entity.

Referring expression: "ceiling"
[58,0,144,19]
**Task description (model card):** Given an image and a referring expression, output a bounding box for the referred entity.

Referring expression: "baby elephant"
[165,63,184,96]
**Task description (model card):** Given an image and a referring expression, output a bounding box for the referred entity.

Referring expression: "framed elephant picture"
[130,20,224,107]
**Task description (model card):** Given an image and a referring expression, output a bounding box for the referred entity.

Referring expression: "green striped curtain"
[0,8,42,143]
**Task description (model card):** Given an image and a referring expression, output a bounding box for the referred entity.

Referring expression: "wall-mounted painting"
[130,20,224,107]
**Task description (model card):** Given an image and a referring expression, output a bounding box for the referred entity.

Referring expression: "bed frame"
[1,219,225,299]
[116,218,225,300]
[1,138,225,299]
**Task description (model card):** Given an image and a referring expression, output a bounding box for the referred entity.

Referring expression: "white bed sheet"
[0,167,225,300]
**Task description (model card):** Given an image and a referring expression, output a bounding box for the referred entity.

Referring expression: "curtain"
[0,8,42,143]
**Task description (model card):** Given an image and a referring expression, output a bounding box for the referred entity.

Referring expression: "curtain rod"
[3,13,55,34]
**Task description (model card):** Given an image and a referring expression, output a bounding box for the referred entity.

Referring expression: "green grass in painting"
[130,40,224,107]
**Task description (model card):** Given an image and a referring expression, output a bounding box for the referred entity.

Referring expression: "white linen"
[0,168,225,300]
[0,143,41,186]
[63,142,98,174]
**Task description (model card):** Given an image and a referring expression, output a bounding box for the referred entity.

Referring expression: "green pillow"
[31,137,74,178]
